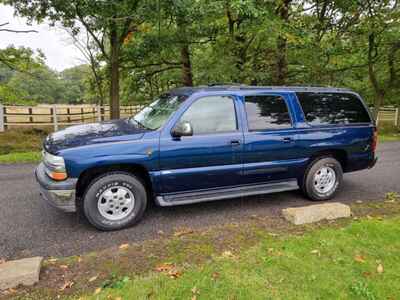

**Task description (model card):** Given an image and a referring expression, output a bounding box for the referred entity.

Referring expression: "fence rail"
[0,104,147,132]
[0,104,399,133]
[375,107,399,126]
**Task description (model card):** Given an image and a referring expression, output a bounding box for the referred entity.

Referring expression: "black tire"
[83,172,147,231]
[301,156,343,201]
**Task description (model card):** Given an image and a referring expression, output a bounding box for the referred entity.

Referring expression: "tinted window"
[297,92,371,125]
[245,95,292,131]
[180,96,237,135]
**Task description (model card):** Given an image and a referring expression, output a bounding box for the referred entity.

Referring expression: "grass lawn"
[0,128,46,163]
[0,151,41,164]
[3,199,400,300]
[379,133,400,142]
[75,216,400,300]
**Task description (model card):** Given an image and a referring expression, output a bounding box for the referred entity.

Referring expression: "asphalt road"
[1,142,399,260]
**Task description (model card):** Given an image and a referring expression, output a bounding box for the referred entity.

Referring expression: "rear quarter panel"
[290,91,375,173]
[293,125,375,172]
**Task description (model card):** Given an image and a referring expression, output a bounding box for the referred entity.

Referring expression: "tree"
[6,0,144,119]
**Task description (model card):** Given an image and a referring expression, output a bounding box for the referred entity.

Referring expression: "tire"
[301,156,343,201]
[83,172,147,231]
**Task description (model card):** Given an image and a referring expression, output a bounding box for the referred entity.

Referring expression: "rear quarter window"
[296,92,371,125]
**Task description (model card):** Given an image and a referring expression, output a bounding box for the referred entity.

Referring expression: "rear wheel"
[301,156,343,201]
[83,172,147,231]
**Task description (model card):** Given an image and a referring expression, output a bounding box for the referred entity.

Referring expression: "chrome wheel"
[97,186,135,221]
[313,166,336,194]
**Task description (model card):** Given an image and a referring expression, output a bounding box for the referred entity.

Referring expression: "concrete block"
[282,202,351,225]
[0,257,43,290]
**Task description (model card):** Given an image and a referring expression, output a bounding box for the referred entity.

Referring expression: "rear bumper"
[368,156,378,169]
[35,163,78,212]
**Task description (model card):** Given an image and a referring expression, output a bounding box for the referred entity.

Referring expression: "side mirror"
[171,121,193,138]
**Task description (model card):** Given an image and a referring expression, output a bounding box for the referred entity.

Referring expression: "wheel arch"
[75,163,154,202]
[309,148,348,171]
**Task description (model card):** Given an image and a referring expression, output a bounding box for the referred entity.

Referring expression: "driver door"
[159,95,243,194]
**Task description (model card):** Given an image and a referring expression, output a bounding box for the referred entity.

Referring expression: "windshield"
[130,94,187,130]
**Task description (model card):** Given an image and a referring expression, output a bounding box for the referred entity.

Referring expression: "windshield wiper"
[130,118,151,130]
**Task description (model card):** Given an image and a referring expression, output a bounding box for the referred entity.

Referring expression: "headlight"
[43,151,67,181]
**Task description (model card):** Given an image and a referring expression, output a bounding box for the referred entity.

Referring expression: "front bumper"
[35,163,78,212]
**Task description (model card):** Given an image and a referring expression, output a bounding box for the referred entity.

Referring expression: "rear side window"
[296,92,371,125]
[245,95,292,131]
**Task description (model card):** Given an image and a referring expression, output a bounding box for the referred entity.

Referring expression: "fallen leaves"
[173,228,194,237]
[211,272,220,280]
[168,269,182,279]
[354,255,366,263]
[155,263,182,279]
[119,243,129,250]
[221,250,237,259]
[59,264,69,270]
[310,249,321,256]
[94,287,102,295]
[155,263,174,272]
[191,286,200,300]
[88,275,98,283]
[59,281,74,291]
[377,263,384,274]
[47,258,58,264]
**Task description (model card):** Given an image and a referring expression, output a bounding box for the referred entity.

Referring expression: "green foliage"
[0,46,96,104]
[3,0,400,109]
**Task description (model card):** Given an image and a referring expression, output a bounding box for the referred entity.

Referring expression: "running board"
[155,180,299,207]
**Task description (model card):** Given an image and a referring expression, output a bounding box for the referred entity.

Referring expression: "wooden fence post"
[395,107,399,127]
[0,104,4,132]
[52,105,58,131]
[97,105,101,122]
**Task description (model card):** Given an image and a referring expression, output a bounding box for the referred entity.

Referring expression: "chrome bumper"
[35,163,78,212]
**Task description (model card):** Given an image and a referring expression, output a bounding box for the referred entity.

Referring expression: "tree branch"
[0,22,38,33]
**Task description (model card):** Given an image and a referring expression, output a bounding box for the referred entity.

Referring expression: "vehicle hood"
[44,119,148,153]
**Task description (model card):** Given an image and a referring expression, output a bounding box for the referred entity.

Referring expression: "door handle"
[282,137,293,143]
[230,140,241,146]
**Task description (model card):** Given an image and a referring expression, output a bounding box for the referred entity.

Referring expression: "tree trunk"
[180,44,193,86]
[109,23,120,119]
[368,33,384,122]
[176,14,193,87]
[274,0,291,85]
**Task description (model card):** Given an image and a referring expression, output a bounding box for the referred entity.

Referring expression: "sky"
[0,4,85,71]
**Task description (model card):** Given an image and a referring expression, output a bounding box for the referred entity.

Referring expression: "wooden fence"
[375,107,399,126]
[0,104,147,132]
[0,104,398,133]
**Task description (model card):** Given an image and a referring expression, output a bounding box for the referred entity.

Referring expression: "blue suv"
[35,86,377,230]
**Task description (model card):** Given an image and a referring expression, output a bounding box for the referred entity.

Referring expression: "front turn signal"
[49,171,68,181]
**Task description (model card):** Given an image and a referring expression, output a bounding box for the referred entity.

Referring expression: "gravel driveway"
[1,142,399,260]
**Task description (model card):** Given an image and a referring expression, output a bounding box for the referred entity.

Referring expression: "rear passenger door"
[242,94,301,185]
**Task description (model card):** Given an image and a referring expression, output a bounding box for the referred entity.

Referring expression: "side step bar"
[156,180,299,207]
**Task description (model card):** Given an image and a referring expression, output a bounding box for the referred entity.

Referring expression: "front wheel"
[301,157,343,201]
[83,172,147,231]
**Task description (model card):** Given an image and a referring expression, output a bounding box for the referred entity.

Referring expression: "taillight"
[371,128,378,152]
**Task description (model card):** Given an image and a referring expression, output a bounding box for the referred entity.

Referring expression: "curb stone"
[0,257,43,290]
[282,202,351,225]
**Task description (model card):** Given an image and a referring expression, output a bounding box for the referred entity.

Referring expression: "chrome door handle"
[230,140,241,145]
[282,137,293,143]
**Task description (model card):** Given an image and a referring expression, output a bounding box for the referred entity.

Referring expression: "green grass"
[0,128,46,163]
[379,133,400,142]
[0,151,41,163]
[0,128,47,155]
[378,123,400,142]
[76,216,400,300]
